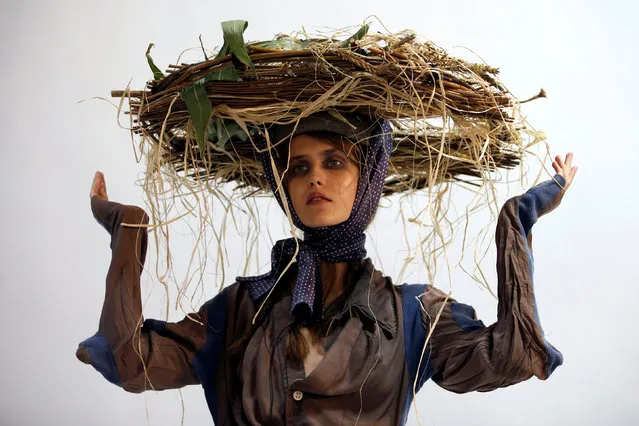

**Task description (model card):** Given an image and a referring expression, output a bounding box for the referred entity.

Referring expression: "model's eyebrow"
[289,148,344,162]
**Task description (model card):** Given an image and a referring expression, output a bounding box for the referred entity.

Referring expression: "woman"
[77,115,578,425]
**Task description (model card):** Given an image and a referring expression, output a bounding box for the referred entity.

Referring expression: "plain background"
[2,1,638,425]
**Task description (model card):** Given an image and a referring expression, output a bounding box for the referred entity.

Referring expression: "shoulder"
[393,282,448,305]
[210,281,257,333]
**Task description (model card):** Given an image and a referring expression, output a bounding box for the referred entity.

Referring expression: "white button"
[293,390,303,401]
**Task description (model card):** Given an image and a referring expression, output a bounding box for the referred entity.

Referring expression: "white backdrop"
[2,1,638,425]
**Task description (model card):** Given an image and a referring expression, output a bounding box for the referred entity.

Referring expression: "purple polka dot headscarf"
[238,120,392,324]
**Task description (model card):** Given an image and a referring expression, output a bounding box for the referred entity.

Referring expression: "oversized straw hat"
[114,20,543,197]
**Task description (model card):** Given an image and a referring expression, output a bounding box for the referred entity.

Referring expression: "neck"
[319,261,349,307]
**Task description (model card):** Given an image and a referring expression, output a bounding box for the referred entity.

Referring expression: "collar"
[260,259,398,339]
[338,259,398,339]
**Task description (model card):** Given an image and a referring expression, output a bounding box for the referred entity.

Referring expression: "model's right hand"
[552,153,578,191]
[91,171,109,201]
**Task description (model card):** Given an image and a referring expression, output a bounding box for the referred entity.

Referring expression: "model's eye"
[291,163,308,176]
[326,159,343,168]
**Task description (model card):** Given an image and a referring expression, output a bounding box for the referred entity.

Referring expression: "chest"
[298,327,325,376]
[236,307,407,425]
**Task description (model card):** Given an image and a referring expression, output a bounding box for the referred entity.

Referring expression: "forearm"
[423,176,565,392]
[77,197,153,390]
[98,199,148,347]
[491,176,566,379]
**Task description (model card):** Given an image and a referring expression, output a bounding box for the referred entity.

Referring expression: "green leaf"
[205,65,239,81]
[205,20,251,81]
[145,43,164,80]
[249,39,308,50]
[179,79,212,153]
[340,23,370,48]
[219,20,254,68]
[213,41,229,60]
[207,118,249,148]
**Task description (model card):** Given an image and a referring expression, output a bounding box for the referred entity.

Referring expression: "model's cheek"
[341,179,358,208]
[287,183,305,219]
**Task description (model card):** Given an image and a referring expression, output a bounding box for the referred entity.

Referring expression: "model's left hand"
[552,153,578,191]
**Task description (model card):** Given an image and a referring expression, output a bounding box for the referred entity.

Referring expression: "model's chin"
[297,209,349,228]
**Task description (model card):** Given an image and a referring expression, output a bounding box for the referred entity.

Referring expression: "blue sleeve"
[192,289,228,424]
[403,175,566,394]
[400,283,437,424]
[77,290,228,395]
[518,174,566,237]
[516,174,566,376]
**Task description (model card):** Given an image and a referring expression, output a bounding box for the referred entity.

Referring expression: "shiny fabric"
[76,176,567,425]
[226,260,407,425]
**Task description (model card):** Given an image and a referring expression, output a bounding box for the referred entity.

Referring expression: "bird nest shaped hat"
[113,20,546,198]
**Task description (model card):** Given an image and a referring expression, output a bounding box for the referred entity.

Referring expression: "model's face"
[285,134,360,228]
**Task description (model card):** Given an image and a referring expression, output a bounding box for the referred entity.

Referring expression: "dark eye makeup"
[288,154,348,177]
[290,161,309,176]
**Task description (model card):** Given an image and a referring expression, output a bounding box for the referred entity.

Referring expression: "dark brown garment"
[77,176,565,424]
[219,262,408,425]
[76,198,207,391]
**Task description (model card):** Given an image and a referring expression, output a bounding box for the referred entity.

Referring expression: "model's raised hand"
[552,153,578,191]
[90,171,109,201]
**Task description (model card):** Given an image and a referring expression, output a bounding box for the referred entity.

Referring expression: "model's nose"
[307,166,325,186]
[309,176,322,186]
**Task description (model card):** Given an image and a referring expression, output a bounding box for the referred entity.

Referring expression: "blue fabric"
[239,119,393,324]
[79,333,121,386]
[542,338,563,376]
[517,174,566,238]
[192,289,228,425]
[142,318,167,334]
[400,284,436,425]
[450,302,486,332]
[516,175,565,377]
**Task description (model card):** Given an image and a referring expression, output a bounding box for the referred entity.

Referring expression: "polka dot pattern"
[238,120,393,324]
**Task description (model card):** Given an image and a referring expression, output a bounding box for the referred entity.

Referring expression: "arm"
[415,174,568,393]
[76,197,226,393]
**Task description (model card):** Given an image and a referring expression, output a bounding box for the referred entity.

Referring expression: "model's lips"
[306,191,332,205]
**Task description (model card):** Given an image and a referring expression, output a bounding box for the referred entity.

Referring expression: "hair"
[286,259,364,363]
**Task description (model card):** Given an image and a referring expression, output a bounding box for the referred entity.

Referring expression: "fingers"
[91,172,101,189]
[565,152,573,167]
[553,153,575,173]
[90,172,101,197]
[551,153,578,190]
[90,171,108,200]
[570,165,579,179]
[555,152,574,169]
